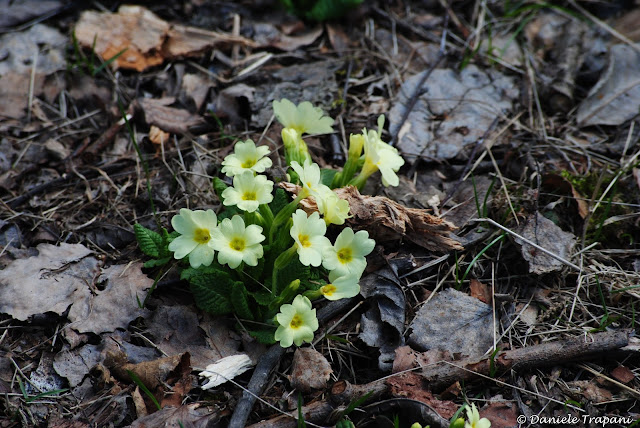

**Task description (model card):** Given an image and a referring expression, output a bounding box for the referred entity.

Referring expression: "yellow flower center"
[337,247,352,264]
[289,314,303,329]
[230,238,245,251]
[193,228,211,244]
[298,234,311,248]
[321,284,336,296]
[242,191,257,201]
[241,158,256,168]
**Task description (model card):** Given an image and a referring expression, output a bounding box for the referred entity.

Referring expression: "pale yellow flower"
[168,208,217,268]
[221,139,272,177]
[465,403,491,428]
[274,295,318,347]
[320,270,360,301]
[323,227,375,277]
[316,189,350,225]
[290,210,331,267]
[290,160,331,199]
[210,215,265,269]
[350,115,405,188]
[273,99,334,135]
[221,171,274,213]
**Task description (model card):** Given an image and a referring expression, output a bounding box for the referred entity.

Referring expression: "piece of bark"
[279,183,462,252]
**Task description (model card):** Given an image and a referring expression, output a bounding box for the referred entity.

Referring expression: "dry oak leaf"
[0,243,98,321]
[279,183,463,252]
[74,5,253,72]
[136,97,206,135]
[67,263,152,335]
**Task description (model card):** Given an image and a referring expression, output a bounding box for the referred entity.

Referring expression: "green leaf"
[275,257,310,295]
[248,328,276,345]
[270,188,290,216]
[185,266,234,315]
[244,250,266,283]
[143,257,171,268]
[134,223,162,258]
[213,177,229,200]
[320,168,338,187]
[307,0,363,21]
[231,284,254,320]
[251,290,274,306]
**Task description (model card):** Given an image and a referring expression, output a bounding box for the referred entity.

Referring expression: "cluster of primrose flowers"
[135,99,405,348]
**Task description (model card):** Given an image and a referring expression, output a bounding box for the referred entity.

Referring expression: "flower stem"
[269,193,304,243]
[259,203,274,232]
[271,244,298,294]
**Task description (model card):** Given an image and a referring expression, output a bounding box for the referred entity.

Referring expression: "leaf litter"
[2,1,640,427]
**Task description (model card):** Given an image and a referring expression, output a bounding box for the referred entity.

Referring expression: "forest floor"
[1,1,640,427]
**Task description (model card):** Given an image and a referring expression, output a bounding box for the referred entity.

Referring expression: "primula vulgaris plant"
[135,99,404,347]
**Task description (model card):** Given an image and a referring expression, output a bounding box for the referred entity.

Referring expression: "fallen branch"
[419,329,631,390]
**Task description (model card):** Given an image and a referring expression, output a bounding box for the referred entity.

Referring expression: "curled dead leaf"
[279,183,463,252]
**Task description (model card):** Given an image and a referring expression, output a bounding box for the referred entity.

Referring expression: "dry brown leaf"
[614,8,640,42]
[611,365,635,384]
[409,288,495,359]
[74,6,253,72]
[326,24,351,54]
[67,263,152,335]
[148,125,170,146]
[127,404,220,428]
[566,380,613,403]
[469,279,492,304]
[392,346,419,373]
[514,212,576,274]
[0,243,98,321]
[253,23,323,51]
[108,353,189,391]
[146,305,242,370]
[386,372,459,419]
[289,348,333,393]
[480,402,519,428]
[136,98,206,135]
[280,183,462,252]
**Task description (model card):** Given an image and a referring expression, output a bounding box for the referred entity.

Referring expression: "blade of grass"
[127,370,161,411]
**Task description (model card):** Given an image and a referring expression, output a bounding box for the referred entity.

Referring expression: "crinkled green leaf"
[248,328,276,345]
[274,258,309,295]
[213,177,229,201]
[251,290,275,306]
[320,168,338,187]
[184,266,234,315]
[269,188,290,216]
[231,283,254,320]
[143,257,171,268]
[134,223,162,258]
